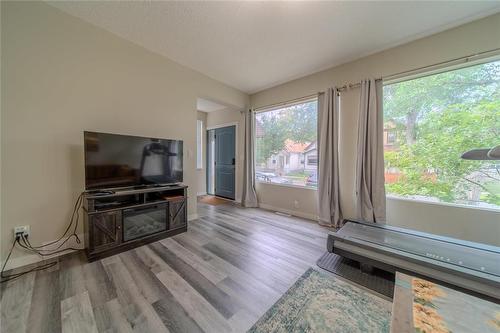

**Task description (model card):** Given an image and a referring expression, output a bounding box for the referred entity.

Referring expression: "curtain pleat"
[355,79,386,222]
[241,109,258,207]
[317,88,343,228]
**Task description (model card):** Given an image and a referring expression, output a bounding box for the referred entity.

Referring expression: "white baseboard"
[258,203,318,221]
[197,192,207,196]
[188,213,199,221]
[1,233,84,271]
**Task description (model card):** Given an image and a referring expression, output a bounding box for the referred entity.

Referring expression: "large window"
[255,99,318,188]
[383,60,500,209]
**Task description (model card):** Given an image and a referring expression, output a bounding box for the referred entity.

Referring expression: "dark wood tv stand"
[83,184,188,261]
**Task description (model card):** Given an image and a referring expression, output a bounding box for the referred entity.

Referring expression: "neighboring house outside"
[264,140,309,175]
[383,120,404,184]
[303,141,317,172]
[384,120,399,151]
[255,117,318,185]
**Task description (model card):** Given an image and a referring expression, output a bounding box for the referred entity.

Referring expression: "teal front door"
[214,126,235,199]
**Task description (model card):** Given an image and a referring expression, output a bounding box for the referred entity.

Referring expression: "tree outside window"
[383,60,500,209]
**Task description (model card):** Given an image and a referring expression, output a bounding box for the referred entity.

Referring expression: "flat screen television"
[84,131,183,190]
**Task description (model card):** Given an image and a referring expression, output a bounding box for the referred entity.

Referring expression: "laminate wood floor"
[1,201,330,333]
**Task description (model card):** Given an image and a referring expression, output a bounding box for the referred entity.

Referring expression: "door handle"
[232,158,235,165]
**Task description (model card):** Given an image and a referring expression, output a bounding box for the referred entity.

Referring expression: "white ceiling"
[48,1,500,94]
[197,97,228,113]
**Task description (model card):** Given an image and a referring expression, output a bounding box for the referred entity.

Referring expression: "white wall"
[387,198,500,246]
[1,1,248,266]
[250,13,500,246]
[256,183,318,220]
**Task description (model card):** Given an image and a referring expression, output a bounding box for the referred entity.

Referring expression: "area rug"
[198,195,231,206]
[248,268,392,333]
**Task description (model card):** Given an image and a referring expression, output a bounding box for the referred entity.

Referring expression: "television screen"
[84,131,183,190]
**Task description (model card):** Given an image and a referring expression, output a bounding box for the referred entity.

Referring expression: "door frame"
[206,122,238,201]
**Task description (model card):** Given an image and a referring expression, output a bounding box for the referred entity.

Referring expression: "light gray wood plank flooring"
[1,201,329,333]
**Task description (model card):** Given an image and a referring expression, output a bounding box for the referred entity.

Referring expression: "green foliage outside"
[255,101,317,164]
[383,61,500,207]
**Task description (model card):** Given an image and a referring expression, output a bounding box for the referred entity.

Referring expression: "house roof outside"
[304,141,317,153]
[284,139,310,153]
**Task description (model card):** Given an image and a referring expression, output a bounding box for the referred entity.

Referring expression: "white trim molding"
[256,180,317,191]
[258,203,318,221]
[206,121,240,202]
[206,121,239,131]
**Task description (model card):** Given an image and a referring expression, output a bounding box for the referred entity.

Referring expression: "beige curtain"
[355,79,386,222]
[241,109,258,207]
[317,88,343,228]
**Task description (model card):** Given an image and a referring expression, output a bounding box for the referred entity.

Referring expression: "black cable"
[22,237,83,255]
[19,235,83,256]
[27,193,84,250]
[21,193,84,255]
[29,192,83,249]
[15,192,85,256]
[0,193,85,283]
[0,237,57,284]
[0,238,18,281]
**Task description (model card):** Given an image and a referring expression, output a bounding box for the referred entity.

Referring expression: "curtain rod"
[253,93,320,112]
[336,47,500,92]
[253,48,500,109]
[336,79,381,92]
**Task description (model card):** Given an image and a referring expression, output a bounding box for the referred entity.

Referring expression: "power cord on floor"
[0,237,57,283]
[0,192,85,284]
[18,234,82,256]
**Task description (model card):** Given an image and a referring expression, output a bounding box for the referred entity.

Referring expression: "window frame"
[382,57,500,211]
[253,97,319,190]
[196,119,203,170]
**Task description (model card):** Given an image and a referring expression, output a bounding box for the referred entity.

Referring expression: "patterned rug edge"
[247,267,392,333]
[247,268,316,333]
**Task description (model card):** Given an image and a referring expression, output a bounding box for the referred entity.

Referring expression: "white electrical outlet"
[14,225,30,238]
[294,200,299,208]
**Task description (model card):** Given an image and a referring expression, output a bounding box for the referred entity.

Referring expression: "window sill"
[387,195,500,213]
[255,180,317,191]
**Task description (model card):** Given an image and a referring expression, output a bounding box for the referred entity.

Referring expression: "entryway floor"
[198,195,233,206]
